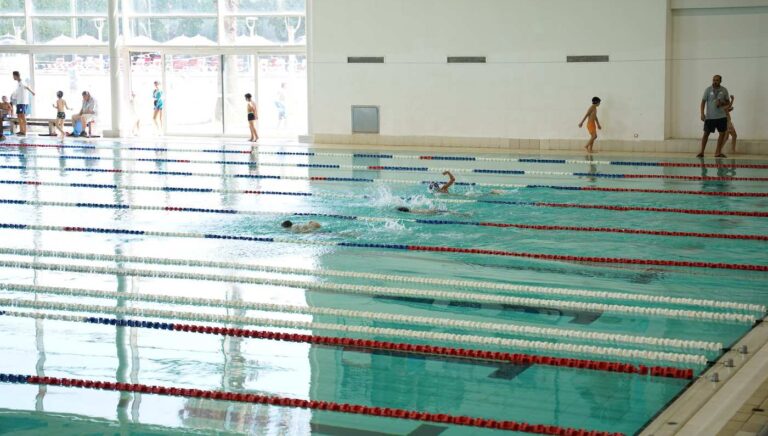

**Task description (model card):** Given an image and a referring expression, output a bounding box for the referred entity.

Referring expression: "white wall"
[310,0,670,141]
[671,6,768,140]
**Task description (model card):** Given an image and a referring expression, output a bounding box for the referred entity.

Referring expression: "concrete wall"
[309,0,768,143]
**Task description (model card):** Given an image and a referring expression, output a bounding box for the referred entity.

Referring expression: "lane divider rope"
[4,142,767,170]
[4,198,764,242]
[1,248,758,312]
[0,258,755,324]
[2,163,766,198]
[1,152,765,182]
[0,313,697,380]
[0,374,627,434]
[0,299,709,364]
[0,282,720,351]
[1,223,766,273]
[2,179,766,218]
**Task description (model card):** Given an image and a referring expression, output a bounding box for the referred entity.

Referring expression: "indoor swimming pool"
[0,139,766,435]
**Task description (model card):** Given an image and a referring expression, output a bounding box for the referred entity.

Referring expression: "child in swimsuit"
[52,91,71,141]
[245,93,259,142]
[578,97,602,153]
[152,81,163,133]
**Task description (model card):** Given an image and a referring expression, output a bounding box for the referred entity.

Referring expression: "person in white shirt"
[71,91,98,137]
[10,71,35,136]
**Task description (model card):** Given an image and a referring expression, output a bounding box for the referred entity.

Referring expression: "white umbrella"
[45,34,76,45]
[75,34,103,45]
[165,34,215,45]
[235,34,274,45]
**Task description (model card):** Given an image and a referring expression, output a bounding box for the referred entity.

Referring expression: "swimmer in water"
[428,171,455,194]
[281,220,321,233]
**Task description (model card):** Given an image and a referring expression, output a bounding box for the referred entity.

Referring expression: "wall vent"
[351,106,380,134]
[567,55,609,63]
[347,57,384,63]
[447,56,486,63]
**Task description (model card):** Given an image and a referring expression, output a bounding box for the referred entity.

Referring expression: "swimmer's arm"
[579,106,593,127]
[440,171,455,192]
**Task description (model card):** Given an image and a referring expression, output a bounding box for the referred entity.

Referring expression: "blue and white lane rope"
[0,299,708,364]
[4,142,767,170]
[0,283,720,351]
[1,152,765,182]
[0,258,758,324]
[1,248,758,313]
[3,163,766,197]
[3,178,767,218]
[2,198,766,242]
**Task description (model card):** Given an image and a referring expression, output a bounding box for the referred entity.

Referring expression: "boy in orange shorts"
[578,97,602,153]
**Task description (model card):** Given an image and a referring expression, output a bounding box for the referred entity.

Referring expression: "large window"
[1,0,307,136]
[33,53,111,122]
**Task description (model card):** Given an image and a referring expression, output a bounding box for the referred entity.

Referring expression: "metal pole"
[106,0,121,137]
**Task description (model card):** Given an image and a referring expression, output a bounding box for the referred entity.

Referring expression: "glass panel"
[0,18,26,44]
[0,53,30,124]
[33,54,111,123]
[165,54,222,135]
[130,0,217,14]
[0,0,24,13]
[225,0,305,13]
[76,17,108,42]
[31,18,72,44]
[31,0,72,14]
[258,54,307,137]
[223,15,305,45]
[223,54,257,136]
[129,51,163,136]
[76,0,108,13]
[129,18,217,44]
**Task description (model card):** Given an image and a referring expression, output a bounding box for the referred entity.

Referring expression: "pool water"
[0,139,766,435]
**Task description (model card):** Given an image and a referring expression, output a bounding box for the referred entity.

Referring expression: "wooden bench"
[7,116,99,137]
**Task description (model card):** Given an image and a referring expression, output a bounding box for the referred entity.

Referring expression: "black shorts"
[704,118,727,133]
[57,112,66,119]
[247,113,256,122]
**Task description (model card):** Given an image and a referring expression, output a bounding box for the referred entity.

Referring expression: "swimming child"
[578,97,602,153]
[245,93,259,142]
[282,220,321,233]
[428,171,455,194]
[52,91,71,141]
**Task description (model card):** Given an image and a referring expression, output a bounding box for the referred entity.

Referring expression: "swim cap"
[428,182,440,191]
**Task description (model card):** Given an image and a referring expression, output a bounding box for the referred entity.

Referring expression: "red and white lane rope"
[2,222,767,272]
[0,299,708,364]
[4,141,767,170]
[0,315,697,380]
[1,151,765,182]
[0,374,625,435]
[2,178,767,218]
[1,248,758,312]
[2,163,766,197]
[0,283,721,351]
[0,259,755,324]
[3,198,766,242]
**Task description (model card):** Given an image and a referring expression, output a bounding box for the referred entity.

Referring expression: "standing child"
[52,91,71,141]
[578,97,602,153]
[724,95,738,154]
[245,93,259,142]
[152,81,163,134]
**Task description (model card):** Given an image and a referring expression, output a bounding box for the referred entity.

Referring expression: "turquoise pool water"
[0,140,766,435]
